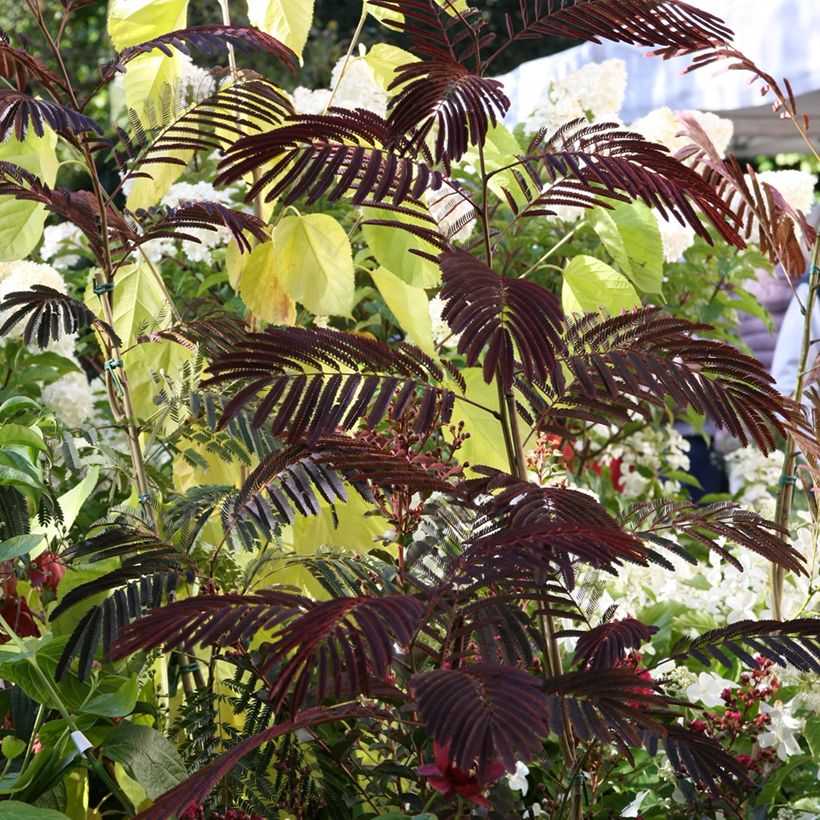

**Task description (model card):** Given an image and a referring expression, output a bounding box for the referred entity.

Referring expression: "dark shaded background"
[1,1,574,96]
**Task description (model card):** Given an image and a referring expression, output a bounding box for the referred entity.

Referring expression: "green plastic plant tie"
[778,474,797,486]
[137,493,151,505]
[178,662,199,674]
[104,358,124,395]
[93,281,115,295]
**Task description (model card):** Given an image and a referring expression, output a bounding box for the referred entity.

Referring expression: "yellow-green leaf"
[370,266,436,357]
[0,127,58,262]
[126,148,189,210]
[562,254,641,315]
[101,263,192,423]
[590,201,664,295]
[247,0,314,60]
[122,51,184,123]
[273,214,354,316]
[108,0,189,49]
[362,206,441,288]
[448,368,509,473]
[237,241,296,325]
[363,43,417,93]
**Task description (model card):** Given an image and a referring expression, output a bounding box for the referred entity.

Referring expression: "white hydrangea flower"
[424,181,476,243]
[755,170,817,216]
[40,222,85,268]
[178,55,214,102]
[630,107,733,158]
[291,86,332,115]
[139,180,236,264]
[685,671,738,708]
[41,367,94,428]
[654,213,696,262]
[292,47,388,118]
[725,447,784,508]
[524,59,627,135]
[0,260,68,336]
[506,760,530,795]
[429,296,458,348]
[758,700,804,761]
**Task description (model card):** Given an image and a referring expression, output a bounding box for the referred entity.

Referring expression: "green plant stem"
[324,2,369,113]
[32,2,157,530]
[772,239,820,618]
[0,615,135,814]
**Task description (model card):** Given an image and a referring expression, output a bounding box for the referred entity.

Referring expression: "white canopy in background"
[495,0,820,156]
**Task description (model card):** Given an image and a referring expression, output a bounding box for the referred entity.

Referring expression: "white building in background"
[495,0,820,156]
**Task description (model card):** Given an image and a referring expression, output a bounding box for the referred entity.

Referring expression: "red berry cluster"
[685,657,781,780]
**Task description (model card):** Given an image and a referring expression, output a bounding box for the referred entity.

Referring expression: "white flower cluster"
[758,700,804,761]
[140,180,236,265]
[725,446,784,510]
[755,170,817,217]
[292,47,388,118]
[523,58,628,135]
[655,215,697,263]
[606,424,691,499]
[40,222,85,269]
[0,260,76,358]
[630,106,733,158]
[41,370,94,428]
[685,671,738,708]
[0,260,93,428]
[428,295,458,348]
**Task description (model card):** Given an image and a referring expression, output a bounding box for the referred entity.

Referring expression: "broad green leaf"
[0,127,58,262]
[590,201,664,294]
[562,254,641,315]
[121,51,184,123]
[363,43,417,92]
[29,466,100,551]
[448,368,508,473]
[108,0,188,49]
[100,724,187,799]
[126,148,190,210]
[0,535,44,562]
[806,716,820,761]
[82,676,139,718]
[370,267,436,357]
[463,123,532,208]
[273,214,354,316]
[237,241,296,324]
[247,0,314,60]
[0,397,42,423]
[362,207,440,288]
[0,802,70,819]
[99,263,192,422]
[2,736,26,759]
[0,424,48,454]
[108,0,188,122]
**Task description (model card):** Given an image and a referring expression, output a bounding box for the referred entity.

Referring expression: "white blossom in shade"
[685,671,739,708]
[758,700,804,761]
[424,181,477,243]
[41,366,94,428]
[40,222,85,268]
[522,804,545,818]
[664,665,698,696]
[161,181,233,209]
[654,213,696,262]
[621,790,651,818]
[506,761,530,795]
[524,92,586,136]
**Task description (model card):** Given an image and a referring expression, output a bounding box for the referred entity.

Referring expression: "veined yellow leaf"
[236,241,296,325]
[273,213,354,317]
[370,266,437,357]
[247,0,314,60]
